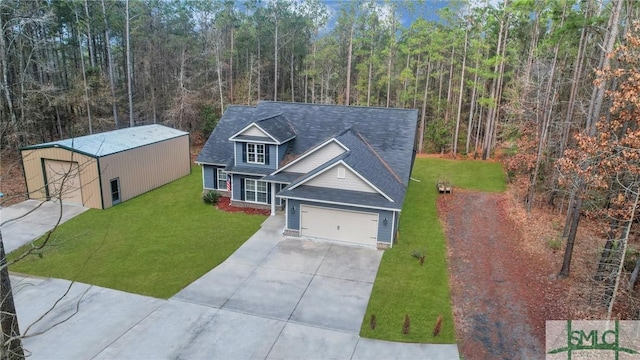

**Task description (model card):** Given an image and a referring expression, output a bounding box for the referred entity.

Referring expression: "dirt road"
[439,190,566,359]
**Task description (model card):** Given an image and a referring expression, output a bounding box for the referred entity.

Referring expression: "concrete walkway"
[1,200,89,253]
[13,216,459,359]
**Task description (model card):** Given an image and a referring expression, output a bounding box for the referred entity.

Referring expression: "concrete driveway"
[13,215,459,359]
[172,215,381,333]
[1,200,89,253]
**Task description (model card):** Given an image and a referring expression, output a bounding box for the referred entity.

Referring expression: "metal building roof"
[21,125,188,158]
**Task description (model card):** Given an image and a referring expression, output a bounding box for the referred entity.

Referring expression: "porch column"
[270,182,276,216]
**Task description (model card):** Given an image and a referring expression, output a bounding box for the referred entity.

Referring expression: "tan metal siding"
[99,135,190,208]
[20,148,101,208]
[286,141,346,173]
[305,164,376,193]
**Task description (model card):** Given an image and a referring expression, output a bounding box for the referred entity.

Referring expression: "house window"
[247,143,265,164]
[245,179,268,203]
[217,169,227,190]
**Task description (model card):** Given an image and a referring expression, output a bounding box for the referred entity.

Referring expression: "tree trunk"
[229,27,234,103]
[586,0,623,135]
[0,15,17,136]
[628,257,640,292]
[214,31,224,113]
[367,46,373,107]
[595,235,616,282]
[76,11,92,134]
[290,51,294,101]
[526,13,562,213]
[0,230,24,360]
[345,23,353,105]
[558,196,583,278]
[482,3,509,160]
[125,0,134,127]
[386,47,392,108]
[453,30,468,156]
[558,0,624,277]
[466,54,480,154]
[444,46,455,126]
[273,16,278,101]
[311,39,316,103]
[84,0,95,68]
[419,59,431,153]
[607,186,640,319]
[101,0,119,129]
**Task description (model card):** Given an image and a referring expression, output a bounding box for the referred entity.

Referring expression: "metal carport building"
[20,124,190,209]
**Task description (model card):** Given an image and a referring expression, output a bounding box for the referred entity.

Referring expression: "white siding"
[286,141,346,173]
[240,125,269,137]
[305,164,376,193]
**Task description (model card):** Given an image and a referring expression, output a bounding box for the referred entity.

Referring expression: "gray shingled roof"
[283,129,406,204]
[277,186,401,211]
[198,102,417,179]
[22,124,188,158]
[256,114,296,144]
[197,106,256,165]
[197,101,418,209]
[261,172,305,183]
[256,101,417,183]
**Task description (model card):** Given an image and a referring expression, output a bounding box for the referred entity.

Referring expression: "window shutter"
[242,144,247,162]
[240,177,245,200]
[267,182,272,204]
[264,145,270,165]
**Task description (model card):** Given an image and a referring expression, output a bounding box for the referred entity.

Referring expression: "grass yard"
[9,166,266,298]
[360,157,506,343]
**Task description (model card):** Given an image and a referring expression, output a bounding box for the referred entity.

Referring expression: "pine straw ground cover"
[8,166,266,298]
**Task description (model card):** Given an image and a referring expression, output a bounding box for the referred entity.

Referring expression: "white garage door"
[44,159,83,205]
[300,205,378,246]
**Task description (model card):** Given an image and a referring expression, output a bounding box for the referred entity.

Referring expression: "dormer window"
[238,142,271,165]
[247,143,265,164]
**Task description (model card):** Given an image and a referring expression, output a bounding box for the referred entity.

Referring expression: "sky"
[318,0,454,34]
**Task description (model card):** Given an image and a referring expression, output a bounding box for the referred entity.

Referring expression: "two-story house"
[196,101,418,249]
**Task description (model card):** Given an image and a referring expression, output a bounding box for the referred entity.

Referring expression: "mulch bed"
[215,196,270,216]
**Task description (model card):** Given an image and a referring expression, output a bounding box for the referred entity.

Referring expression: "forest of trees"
[2,0,640,314]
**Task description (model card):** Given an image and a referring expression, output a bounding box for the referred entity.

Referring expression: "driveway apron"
[1,200,89,253]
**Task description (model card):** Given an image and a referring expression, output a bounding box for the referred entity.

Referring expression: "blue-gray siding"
[203,165,216,189]
[285,199,395,244]
[234,142,277,170]
[232,174,273,203]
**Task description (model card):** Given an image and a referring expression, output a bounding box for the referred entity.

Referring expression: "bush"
[202,190,220,205]
[547,237,563,251]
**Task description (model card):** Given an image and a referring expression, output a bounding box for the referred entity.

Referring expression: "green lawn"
[9,166,266,299]
[360,157,506,343]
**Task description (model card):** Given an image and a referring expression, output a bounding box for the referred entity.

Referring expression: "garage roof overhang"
[278,186,402,212]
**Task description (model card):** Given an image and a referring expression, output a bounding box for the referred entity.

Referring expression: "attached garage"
[21,125,190,209]
[300,205,378,246]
